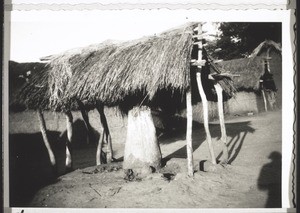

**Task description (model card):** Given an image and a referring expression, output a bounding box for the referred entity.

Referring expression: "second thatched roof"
[217,57,265,91]
[249,40,282,58]
[217,40,281,92]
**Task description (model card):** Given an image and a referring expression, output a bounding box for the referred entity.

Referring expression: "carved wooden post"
[195,23,217,165]
[214,83,228,163]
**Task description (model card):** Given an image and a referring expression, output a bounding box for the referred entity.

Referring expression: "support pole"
[264,50,271,110]
[65,111,73,171]
[186,89,194,177]
[195,23,217,165]
[96,104,114,164]
[266,48,271,73]
[37,109,57,174]
[77,100,93,145]
[99,106,113,163]
[96,128,105,165]
[214,83,228,163]
[261,88,268,112]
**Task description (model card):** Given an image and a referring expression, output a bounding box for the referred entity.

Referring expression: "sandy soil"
[9,109,282,208]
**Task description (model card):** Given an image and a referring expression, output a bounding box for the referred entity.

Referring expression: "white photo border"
[2,2,297,213]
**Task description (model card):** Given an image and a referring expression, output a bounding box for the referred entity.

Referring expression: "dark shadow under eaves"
[9,118,101,207]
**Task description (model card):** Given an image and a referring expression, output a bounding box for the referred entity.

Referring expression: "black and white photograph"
[3,2,296,212]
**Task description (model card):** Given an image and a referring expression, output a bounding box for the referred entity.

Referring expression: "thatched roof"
[46,23,197,109]
[48,22,235,111]
[250,40,281,58]
[12,22,236,112]
[217,56,264,91]
[46,41,121,110]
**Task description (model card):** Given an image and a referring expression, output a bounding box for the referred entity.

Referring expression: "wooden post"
[261,89,268,112]
[77,100,93,145]
[65,111,73,171]
[186,89,194,177]
[37,109,57,173]
[214,83,228,163]
[96,128,105,165]
[265,49,271,110]
[96,104,114,164]
[99,106,113,163]
[260,78,268,112]
[266,48,271,73]
[195,23,217,165]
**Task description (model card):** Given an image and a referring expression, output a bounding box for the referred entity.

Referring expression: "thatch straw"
[63,23,198,107]
[47,41,120,110]
[217,56,264,91]
[250,40,282,58]
[14,22,236,112]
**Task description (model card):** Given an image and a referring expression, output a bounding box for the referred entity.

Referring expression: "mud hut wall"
[225,91,266,115]
[179,101,222,123]
[9,107,127,146]
[185,92,265,122]
[178,91,266,123]
[190,94,261,122]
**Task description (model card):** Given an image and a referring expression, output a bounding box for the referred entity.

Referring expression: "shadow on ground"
[10,117,256,207]
[9,119,100,206]
[257,151,282,207]
[161,118,255,166]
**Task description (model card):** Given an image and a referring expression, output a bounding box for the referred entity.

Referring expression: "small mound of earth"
[82,162,123,174]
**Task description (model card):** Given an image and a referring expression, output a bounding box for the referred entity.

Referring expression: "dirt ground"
[9,109,282,208]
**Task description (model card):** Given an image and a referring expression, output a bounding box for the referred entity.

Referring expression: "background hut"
[216,40,281,115]
[217,56,267,115]
[189,40,282,119]
[250,40,282,109]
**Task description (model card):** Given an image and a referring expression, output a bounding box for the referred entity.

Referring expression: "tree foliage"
[206,22,282,60]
